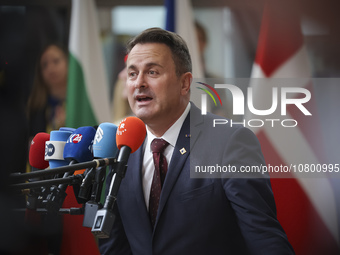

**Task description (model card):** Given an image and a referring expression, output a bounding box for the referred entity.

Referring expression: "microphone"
[92,117,146,238]
[28,130,71,212]
[61,126,96,185]
[82,123,118,227]
[29,132,50,170]
[63,126,96,164]
[62,126,96,204]
[93,123,119,158]
[80,123,119,198]
[43,126,96,213]
[26,133,51,224]
[59,127,76,133]
[45,130,73,169]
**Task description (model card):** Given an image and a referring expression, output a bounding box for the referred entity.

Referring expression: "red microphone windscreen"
[29,132,50,169]
[116,117,146,153]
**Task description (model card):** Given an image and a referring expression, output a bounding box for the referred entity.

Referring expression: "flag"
[61,0,106,254]
[66,0,111,128]
[164,0,205,108]
[248,1,339,254]
[165,0,203,78]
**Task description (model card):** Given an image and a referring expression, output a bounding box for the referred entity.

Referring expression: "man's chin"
[134,109,153,123]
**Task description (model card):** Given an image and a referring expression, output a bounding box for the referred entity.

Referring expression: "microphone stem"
[59,159,77,191]
[9,157,116,182]
[104,161,127,212]
[9,175,82,190]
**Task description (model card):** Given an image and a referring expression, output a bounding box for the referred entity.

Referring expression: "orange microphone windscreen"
[116,117,146,153]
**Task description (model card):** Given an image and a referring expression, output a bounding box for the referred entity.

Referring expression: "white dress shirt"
[142,103,191,211]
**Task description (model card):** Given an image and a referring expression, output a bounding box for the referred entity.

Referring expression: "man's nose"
[135,73,147,89]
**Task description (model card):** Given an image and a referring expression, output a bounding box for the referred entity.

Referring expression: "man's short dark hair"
[126,27,192,77]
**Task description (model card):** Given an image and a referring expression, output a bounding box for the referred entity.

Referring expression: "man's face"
[126,43,190,128]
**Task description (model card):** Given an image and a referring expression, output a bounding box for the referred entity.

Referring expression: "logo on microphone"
[117,121,126,136]
[45,143,55,156]
[73,134,83,143]
[94,127,104,145]
[68,134,83,143]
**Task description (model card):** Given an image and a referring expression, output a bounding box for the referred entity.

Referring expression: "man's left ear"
[180,72,192,95]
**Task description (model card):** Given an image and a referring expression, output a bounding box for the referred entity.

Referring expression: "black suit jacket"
[99,103,294,255]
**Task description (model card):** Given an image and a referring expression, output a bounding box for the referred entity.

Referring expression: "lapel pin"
[185,134,191,138]
[180,147,187,155]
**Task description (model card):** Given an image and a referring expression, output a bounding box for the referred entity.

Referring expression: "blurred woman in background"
[27,43,68,138]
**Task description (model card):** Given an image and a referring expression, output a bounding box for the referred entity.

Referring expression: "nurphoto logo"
[197,82,312,128]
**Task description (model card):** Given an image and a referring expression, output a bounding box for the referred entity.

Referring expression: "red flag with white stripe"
[249,1,340,254]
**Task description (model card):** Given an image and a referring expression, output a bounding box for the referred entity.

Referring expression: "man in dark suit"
[99,27,294,255]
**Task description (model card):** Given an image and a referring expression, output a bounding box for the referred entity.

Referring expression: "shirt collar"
[145,102,191,150]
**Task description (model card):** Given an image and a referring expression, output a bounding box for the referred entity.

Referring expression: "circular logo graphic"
[45,143,55,156]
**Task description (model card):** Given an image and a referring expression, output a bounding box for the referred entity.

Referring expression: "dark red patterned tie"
[149,138,169,228]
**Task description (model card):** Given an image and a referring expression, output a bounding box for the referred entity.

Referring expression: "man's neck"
[146,118,181,138]
[146,102,190,137]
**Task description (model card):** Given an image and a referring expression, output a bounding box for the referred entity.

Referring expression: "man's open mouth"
[136,96,153,102]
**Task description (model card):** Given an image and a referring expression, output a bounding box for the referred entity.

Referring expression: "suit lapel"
[128,144,153,232]
[155,104,203,227]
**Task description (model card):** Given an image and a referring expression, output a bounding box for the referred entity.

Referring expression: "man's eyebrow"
[127,64,137,70]
[145,62,163,68]
[127,62,163,70]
